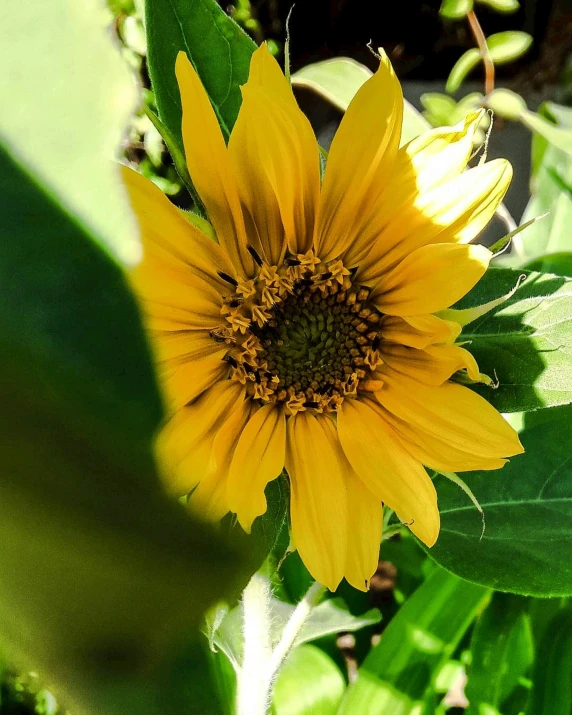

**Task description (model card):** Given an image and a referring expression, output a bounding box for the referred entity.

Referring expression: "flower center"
[213,253,384,415]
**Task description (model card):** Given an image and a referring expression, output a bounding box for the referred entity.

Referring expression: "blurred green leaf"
[421,92,459,125]
[292,58,430,147]
[440,0,474,19]
[446,48,481,94]
[476,0,519,12]
[465,594,533,713]
[486,88,527,120]
[428,407,572,596]
[452,268,572,412]
[0,0,140,265]
[487,31,533,64]
[0,143,247,715]
[338,568,489,714]
[272,645,346,715]
[529,606,572,715]
[518,103,572,262]
[145,0,256,146]
[524,252,572,277]
[521,110,572,155]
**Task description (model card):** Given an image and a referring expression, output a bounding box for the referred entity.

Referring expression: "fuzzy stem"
[236,573,273,715]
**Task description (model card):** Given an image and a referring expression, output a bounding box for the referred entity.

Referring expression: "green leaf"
[0,143,248,715]
[446,48,482,94]
[337,568,489,715]
[517,103,572,262]
[465,593,533,713]
[291,58,431,146]
[145,0,256,146]
[485,88,527,120]
[528,606,572,714]
[524,252,572,277]
[428,408,572,596]
[454,267,572,412]
[487,31,533,64]
[440,0,474,19]
[213,595,380,671]
[475,0,519,13]
[520,109,572,155]
[0,0,140,265]
[272,645,346,715]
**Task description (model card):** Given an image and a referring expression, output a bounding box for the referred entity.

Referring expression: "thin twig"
[467,10,495,96]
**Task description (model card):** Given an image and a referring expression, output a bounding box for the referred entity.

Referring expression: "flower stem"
[235,577,326,715]
[236,573,273,715]
[467,10,495,96]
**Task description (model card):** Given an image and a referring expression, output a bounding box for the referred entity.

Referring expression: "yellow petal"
[348,112,482,274]
[375,371,524,462]
[228,403,286,531]
[153,330,224,364]
[318,417,382,591]
[314,51,403,263]
[337,397,439,547]
[383,404,508,473]
[373,243,492,316]
[175,53,254,277]
[229,44,320,259]
[188,397,253,522]
[345,474,383,592]
[359,159,511,284]
[158,380,244,495]
[161,351,228,413]
[121,165,235,290]
[286,412,348,591]
[379,343,480,385]
[381,314,461,349]
[133,254,224,330]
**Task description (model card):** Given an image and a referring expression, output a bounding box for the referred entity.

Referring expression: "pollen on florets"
[215,251,384,414]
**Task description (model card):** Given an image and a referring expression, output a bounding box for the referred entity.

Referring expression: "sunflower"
[122,43,523,592]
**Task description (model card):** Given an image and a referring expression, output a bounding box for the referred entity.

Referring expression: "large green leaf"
[0,0,140,265]
[455,267,572,412]
[145,0,256,146]
[0,143,248,714]
[337,568,489,715]
[528,606,572,715]
[428,407,572,596]
[273,645,346,715]
[465,594,533,713]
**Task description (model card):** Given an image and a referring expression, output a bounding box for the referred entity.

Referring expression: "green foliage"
[428,407,572,596]
[465,593,533,713]
[337,568,489,714]
[272,645,345,715]
[145,0,256,147]
[440,0,474,19]
[454,268,572,412]
[529,605,572,714]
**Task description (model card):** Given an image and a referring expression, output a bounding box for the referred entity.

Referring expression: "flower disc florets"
[214,251,384,415]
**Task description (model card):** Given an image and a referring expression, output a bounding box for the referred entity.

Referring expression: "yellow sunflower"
[122,43,523,592]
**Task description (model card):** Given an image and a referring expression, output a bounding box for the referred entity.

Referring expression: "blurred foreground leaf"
[453,268,572,412]
[529,605,572,714]
[429,407,572,596]
[146,0,256,147]
[0,139,248,715]
[337,568,489,714]
[0,0,140,265]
